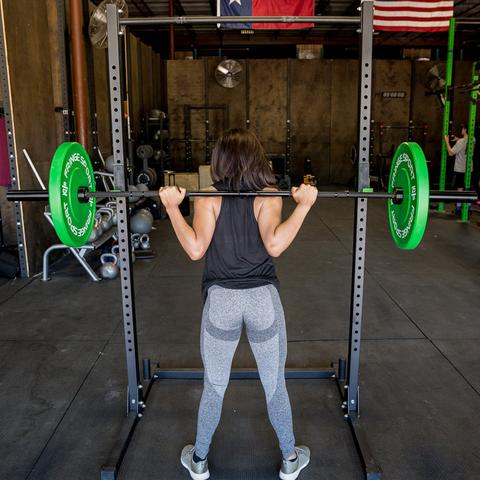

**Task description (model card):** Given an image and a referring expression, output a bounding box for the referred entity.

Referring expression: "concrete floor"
[0,199,479,480]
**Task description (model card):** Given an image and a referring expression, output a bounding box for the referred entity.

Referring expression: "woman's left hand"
[159,186,186,209]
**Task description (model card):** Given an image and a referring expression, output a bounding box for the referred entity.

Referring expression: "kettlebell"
[131,233,141,250]
[138,208,154,222]
[98,208,114,232]
[106,202,118,226]
[130,211,153,234]
[136,183,149,192]
[105,155,115,173]
[100,253,119,280]
[95,212,105,237]
[140,233,150,250]
[88,218,102,243]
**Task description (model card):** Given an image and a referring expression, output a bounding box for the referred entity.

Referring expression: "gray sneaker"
[279,445,311,480]
[180,445,210,480]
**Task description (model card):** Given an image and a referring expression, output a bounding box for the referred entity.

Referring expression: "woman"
[159,128,317,480]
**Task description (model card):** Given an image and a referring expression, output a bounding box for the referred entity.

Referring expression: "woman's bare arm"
[257,184,318,257]
[159,187,217,260]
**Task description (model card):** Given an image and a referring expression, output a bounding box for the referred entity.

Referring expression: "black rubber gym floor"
[1,199,479,480]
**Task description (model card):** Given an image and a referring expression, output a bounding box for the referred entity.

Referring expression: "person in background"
[444,124,475,215]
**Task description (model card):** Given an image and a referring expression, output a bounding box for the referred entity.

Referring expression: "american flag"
[373,0,454,32]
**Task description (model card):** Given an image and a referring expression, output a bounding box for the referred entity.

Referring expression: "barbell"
[6,142,478,250]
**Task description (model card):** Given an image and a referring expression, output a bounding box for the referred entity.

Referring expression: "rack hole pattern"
[107,4,140,413]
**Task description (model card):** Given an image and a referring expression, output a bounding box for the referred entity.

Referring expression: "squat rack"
[437,18,480,220]
[101,2,380,479]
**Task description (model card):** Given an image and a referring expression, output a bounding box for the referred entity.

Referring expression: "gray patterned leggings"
[194,284,295,459]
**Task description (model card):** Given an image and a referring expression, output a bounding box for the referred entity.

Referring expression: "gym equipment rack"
[104,3,379,479]
[438,18,480,220]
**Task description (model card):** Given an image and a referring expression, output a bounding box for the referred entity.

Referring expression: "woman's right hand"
[159,186,186,209]
[291,184,318,207]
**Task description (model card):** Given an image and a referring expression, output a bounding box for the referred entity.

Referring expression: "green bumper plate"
[388,142,429,250]
[49,142,96,247]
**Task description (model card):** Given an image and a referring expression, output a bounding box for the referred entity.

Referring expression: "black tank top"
[201,180,280,302]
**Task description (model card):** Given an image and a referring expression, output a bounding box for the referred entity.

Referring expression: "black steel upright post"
[100,6,143,478]
[347,0,373,417]
[345,2,382,478]
[106,2,142,418]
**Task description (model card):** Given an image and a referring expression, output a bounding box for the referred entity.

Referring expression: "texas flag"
[218,0,315,29]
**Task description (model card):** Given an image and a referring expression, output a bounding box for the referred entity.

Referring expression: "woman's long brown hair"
[210,128,277,191]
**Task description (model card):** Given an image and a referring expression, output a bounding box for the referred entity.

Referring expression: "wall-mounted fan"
[89,0,129,49]
[215,60,243,89]
[426,65,446,92]
[425,65,446,106]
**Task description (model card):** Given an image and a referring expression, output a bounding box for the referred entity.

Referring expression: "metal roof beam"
[121,15,360,26]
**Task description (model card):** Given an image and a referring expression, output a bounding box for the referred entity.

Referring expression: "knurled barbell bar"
[6,142,478,250]
[7,187,476,203]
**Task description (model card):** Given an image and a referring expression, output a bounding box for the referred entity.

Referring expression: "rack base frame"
[100,360,382,480]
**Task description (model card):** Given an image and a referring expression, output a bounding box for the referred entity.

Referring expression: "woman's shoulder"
[197,186,223,219]
[195,186,221,207]
[255,186,282,209]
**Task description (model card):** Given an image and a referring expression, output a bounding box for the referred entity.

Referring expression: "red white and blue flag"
[373,1,454,32]
[218,0,314,29]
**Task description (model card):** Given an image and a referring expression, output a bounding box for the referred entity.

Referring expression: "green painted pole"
[460,61,479,222]
[438,18,455,212]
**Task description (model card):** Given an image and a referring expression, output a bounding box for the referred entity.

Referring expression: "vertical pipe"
[184,105,192,170]
[56,0,73,142]
[438,18,455,212]
[204,58,210,163]
[409,60,416,140]
[70,0,89,150]
[460,62,478,222]
[338,358,346,383]
[169,0,175,60]
[286,59,292,177]
[245,60,250,129]
[143,358,152,381]
[81,0,97,156]
[124,33,132,142]
[346,0,373,416]
[124,34,135,184]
